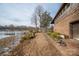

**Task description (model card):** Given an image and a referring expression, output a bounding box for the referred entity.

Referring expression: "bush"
[20,31,36,43]
[48,32,62,41]
[47,31,51,35]
[47,31,67,46]
[20,35,29,43]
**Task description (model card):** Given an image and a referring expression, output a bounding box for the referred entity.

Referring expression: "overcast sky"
[0,3,61,26]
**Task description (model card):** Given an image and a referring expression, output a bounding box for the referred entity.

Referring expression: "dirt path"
[10,33,61,56]
[10,32,79,56]
[22,33,61,56]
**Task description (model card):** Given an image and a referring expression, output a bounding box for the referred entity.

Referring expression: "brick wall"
[54,4,79,38]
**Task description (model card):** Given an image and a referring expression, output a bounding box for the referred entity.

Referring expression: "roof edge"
[51,3,67,24]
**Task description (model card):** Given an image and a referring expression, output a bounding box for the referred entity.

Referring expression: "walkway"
[10,32,79,56]
[23,33,61,56]
[10,33,62,56]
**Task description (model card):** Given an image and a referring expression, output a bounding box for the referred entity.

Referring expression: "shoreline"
[0,36,16,55]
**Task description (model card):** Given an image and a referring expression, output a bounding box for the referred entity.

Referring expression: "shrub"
[51,32,60,40]
[20,36,29,43]
[47,31,67,46]
[48,32,62,41]
[47,31,51,35]
[20,31,36,43]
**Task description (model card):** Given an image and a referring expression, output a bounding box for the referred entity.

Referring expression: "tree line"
[0,25,35,31]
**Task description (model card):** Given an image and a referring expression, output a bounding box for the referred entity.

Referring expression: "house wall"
[54,3,79,38]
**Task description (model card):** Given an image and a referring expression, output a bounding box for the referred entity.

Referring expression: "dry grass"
[10,39,31,56]
[10,33,61,56]
[0,36,15,47]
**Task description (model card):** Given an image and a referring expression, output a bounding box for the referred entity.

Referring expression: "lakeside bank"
[0,31,27,55]
[0,36,16,55]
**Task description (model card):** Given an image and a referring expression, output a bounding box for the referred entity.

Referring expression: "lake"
[0,31,25,39]
[0,31,25,48]
[0,31,26,55]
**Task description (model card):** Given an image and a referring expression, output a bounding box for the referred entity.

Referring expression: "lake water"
[0,31,25,48]
[0,31,26,55]
[0,31,24,39]
[0,35,10,39]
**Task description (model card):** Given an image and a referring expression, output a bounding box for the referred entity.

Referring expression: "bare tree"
[31,5,52,32]
[31,13,38,31]
[31,5,44,32]
[35,5,44,28]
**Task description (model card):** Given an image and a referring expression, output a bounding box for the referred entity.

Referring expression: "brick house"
[51,3,79,39]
